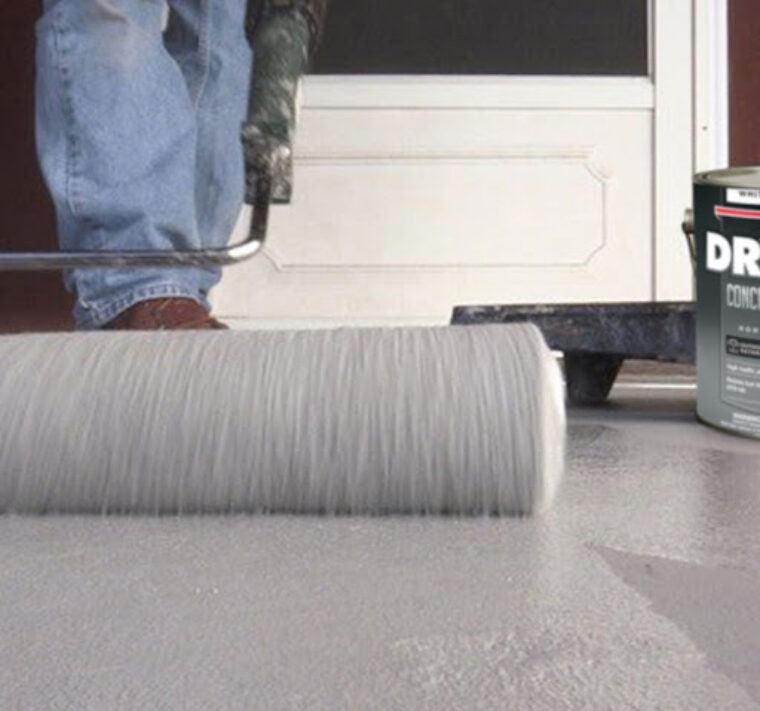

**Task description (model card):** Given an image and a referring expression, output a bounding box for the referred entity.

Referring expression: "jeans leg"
[164,0,252,301]
[35,0,211,328]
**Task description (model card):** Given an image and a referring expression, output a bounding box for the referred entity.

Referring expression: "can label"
[726,188,760,206]
[696,183,760,437]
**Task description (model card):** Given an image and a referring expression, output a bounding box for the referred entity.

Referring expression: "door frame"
[655,0,726,300]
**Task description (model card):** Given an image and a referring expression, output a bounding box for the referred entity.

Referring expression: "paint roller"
[0,1,565,516]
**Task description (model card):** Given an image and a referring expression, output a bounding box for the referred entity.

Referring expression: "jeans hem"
[75,283,209,330]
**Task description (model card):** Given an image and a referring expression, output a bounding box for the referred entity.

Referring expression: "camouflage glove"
[246,0,328,54]
[242,0,329,204]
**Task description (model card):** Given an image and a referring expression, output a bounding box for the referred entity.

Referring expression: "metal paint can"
[695,167,760,438]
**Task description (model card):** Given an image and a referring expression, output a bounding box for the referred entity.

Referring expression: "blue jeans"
[35,0,252,328]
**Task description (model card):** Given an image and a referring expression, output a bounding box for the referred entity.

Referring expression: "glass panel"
[313,0,648,76]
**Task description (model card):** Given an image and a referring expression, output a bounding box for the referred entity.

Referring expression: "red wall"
[729,0,760,164]
[0,5,72,332]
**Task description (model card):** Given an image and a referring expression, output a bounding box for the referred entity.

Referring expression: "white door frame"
[694,0,729,172]
[656,0,728,300]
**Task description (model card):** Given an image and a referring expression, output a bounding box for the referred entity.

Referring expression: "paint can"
[695,167,760,438]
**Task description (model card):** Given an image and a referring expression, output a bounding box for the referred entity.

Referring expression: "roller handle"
[0,178,271,271]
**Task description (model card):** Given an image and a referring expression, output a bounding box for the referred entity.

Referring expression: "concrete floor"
[2,383,760,710]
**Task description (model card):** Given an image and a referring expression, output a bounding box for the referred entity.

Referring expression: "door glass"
[313,0,648,76]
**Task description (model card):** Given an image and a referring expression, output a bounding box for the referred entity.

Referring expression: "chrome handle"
[0,172,270,272]
[682,207,696,273]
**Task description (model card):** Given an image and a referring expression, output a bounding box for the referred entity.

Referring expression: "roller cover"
[0,324,565,515]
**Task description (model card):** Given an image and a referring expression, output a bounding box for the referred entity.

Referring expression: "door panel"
[218,101,653,325]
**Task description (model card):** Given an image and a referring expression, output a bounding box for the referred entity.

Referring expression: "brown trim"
[729,0,760,165]
[0,5,73,332]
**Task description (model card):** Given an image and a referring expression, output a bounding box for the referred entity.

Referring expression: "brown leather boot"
[102,298,228,330]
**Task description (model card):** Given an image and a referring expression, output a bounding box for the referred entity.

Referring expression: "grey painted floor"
[2,384,760,710]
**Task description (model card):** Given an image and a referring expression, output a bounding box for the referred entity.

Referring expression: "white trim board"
[653,0,728,301]
[653,0,696,301]
[694,0,729,171]
[224,317,448,331]
[302,76,655,111]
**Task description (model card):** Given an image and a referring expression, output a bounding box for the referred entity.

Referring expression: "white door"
[219,0,712,329]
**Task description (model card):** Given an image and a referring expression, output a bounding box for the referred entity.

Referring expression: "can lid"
[695,167,760,188]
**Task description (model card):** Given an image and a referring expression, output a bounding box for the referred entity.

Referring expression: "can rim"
[695,167,760,188]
